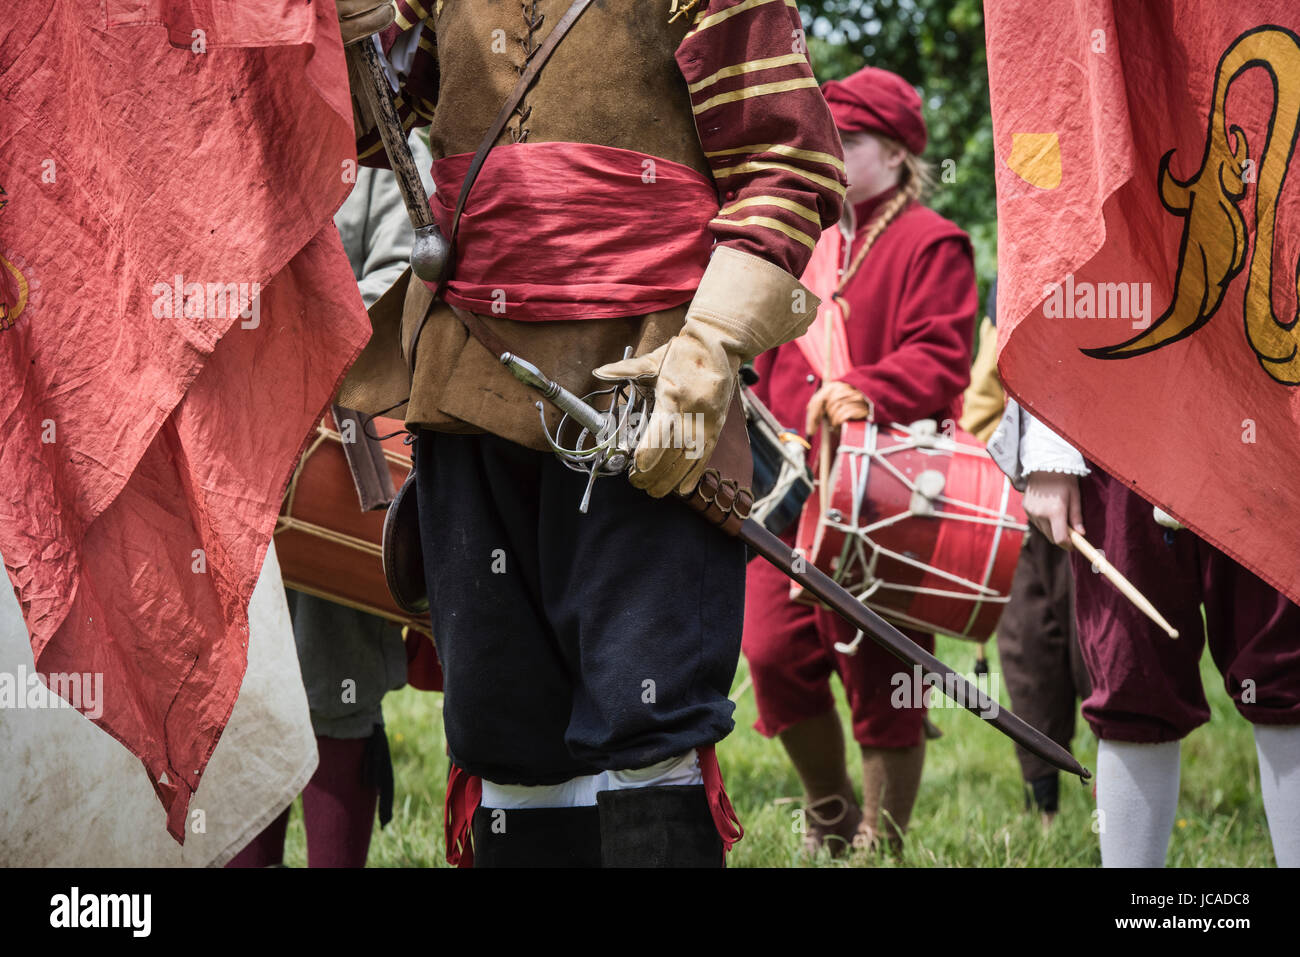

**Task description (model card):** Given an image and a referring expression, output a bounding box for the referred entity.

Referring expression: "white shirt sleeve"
[987,398,1089,491]
[1020,411,1089,478]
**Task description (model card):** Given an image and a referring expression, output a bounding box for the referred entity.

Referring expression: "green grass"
[281,635,1275,867]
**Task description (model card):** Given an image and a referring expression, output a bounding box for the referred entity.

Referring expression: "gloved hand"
[337,0,396,46]
[594,246,818,498]
[805,380,873,435]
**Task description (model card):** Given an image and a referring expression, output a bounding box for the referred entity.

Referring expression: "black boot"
[470,805,602,868]
[1025,773,1060,814]
[596,785,723,868]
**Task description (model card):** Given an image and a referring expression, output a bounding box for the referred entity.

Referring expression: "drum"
[742,384,813,536]
[275,412,434,635]
[792,418,1027,642]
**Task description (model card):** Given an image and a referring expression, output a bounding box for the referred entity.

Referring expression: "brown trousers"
[996,525,1091,782]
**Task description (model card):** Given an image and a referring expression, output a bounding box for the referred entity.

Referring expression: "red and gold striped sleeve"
[674,0,847,277]
[356,0,439,169]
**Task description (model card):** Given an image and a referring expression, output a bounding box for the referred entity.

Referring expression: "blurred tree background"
[800,0,996,306]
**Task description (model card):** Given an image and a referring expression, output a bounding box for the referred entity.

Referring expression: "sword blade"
[504,349,1091,781]
[740,516,1090,780]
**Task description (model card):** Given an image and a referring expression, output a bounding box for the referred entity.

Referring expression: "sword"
[502,353,1091,782]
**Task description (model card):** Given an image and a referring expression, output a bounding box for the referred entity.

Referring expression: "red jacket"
[751,188,977,436]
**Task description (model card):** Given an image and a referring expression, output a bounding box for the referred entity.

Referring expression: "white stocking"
[1096,739,1180,867]
[603,749,702,790]
[1254,725,1300,867]
[480,773,605,808]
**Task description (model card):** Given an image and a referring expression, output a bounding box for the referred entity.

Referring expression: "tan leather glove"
[337,0,396,46]
[593,246,819,498]
[804,380,874,435]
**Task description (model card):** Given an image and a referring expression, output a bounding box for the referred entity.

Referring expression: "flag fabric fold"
[0,0,370,839]
[987,0,1300,606]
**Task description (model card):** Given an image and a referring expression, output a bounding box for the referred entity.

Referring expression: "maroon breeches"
[743,531,934,749]
[1072,468,1300,742]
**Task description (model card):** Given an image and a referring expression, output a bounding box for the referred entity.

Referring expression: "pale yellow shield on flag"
[1007,132,1062,189]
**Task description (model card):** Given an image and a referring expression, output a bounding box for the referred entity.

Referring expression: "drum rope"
[279,579,429,633]
[283,424,332,516]
[274,515,383,557]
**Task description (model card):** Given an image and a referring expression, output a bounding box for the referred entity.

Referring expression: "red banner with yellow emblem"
[988,0,1300,605]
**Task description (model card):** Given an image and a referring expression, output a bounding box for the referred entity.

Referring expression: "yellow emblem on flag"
[0,186,28,331]
[1085,26,1300,386]
[1006,132,1062,189]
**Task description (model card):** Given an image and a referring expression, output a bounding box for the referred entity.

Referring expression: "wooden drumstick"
[819,415,832,505]
[1069,529,1180,639]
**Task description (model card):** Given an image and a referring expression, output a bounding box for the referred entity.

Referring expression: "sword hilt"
[501,353,608,437]
[501,350,644,512]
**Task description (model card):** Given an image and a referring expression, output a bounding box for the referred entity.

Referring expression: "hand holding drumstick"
[1023,472,1179,639]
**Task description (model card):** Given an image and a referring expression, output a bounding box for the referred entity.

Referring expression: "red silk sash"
[429,142,717,321]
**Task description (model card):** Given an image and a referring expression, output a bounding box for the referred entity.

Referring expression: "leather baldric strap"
[408,0,598,373]
[443,0,599,264]
[447,303,510,361]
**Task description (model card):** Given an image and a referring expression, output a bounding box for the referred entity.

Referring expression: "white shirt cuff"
[1020,412,1089,477]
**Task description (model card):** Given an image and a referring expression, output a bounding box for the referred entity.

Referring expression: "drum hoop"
[869,581,1012,602]
[962,474,1015,636]
[858,600,984,641]
[280,578,430,632]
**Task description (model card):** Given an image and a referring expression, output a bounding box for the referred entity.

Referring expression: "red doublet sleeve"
[839,236,977,426]
[675,0,847,277]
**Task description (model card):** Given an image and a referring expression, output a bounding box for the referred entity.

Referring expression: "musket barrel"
[347,40,436,231]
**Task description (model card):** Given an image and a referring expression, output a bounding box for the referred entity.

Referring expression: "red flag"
[0,1,370,839]
[987,0,1300,605]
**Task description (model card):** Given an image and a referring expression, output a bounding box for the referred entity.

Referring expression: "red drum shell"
[275,413,434,636]
[792,419,1027,642]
